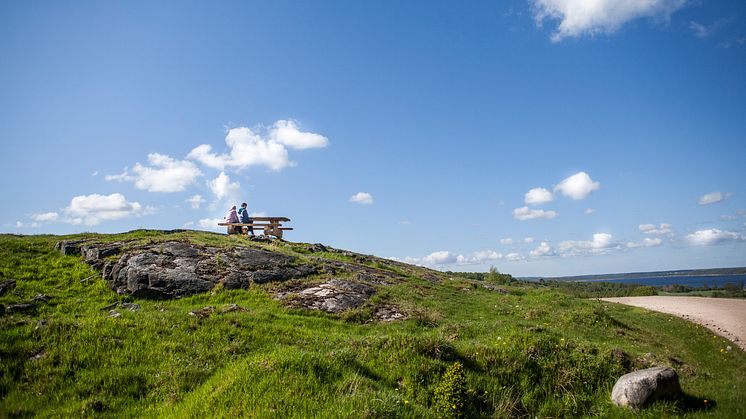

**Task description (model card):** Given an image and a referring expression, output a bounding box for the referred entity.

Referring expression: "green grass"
[1,232,744,417]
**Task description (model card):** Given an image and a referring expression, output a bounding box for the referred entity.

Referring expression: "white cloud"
[554,172,600,200]
[188,127,291,172]
[523,237,535,243]
[720,210,746,221]
[250,211,267,217]
[524,187,554,205]
[268,120,329,150]
[457,250,504,265]
[186,194,206,209]
[505,252,524,261]
[513,206,558,220]
[187,121,328,172]
[11,221,41,228]
[639,223,673,236]
[532,0,686,42]
[584,208,596,215]
[208,172,241,201]
[500,238,514,245]
[558,233,618,256]
[398,220,412,225]
[106,153,202,193]
[32,212,59,222]
[688,18,730,38]
[530,241,555,257]
[698,191,729,205]
[63,193,153,226]
[350,192,374,205]
[422,251,458,265]
[627,237,663,248]
[685,229,743,246]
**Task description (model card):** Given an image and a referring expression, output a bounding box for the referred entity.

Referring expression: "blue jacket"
[237,207,251,223]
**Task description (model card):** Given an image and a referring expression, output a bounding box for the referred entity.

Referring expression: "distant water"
[581,274,746,288]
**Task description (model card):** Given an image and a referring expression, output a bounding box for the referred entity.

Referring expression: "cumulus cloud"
[32,212,59,222]
[186,194,206,209]
[698,191,729,205]
[106,153,202,193]
[530,241,555,257]
[187,121,328,172]
[188,128,291,172]
[457,250,504,265]
[513,206,558,220]
[268,120,330,150]
[558,233,618,256]
[584,208,596,215]
[505,252,524,261]
[554,172,600,200]
[63,193,153,226]
[396,248,507,267]
[500,238,514,245]
[639,223,673,236]
[626,237,663,248]
[208,172,241,201]
[532,0,686,42]
[524,237,535,243]
[685,229,743,246]
[350,192,374,205]
[524,187,554,205]
[422,251,458,265]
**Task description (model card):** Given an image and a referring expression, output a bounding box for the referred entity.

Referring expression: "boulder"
[0,279,16,295]
[290,280,375,313]
[611,367,682,409]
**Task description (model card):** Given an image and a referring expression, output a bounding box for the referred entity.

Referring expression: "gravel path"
[600,296,746,350]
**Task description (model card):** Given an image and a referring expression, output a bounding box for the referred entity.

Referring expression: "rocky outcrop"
[284,280,376,313]
[55,236,442,321]
[611,367,682,409]
[57,240,317,299]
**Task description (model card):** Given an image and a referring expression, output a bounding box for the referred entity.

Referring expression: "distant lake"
[580,274,746,288]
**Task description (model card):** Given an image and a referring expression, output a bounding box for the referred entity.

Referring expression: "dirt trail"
[600,296,746,350]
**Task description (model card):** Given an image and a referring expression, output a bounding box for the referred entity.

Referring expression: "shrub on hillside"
[433,361,466,418]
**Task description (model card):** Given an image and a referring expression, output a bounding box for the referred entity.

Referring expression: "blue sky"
[1,0,745,277]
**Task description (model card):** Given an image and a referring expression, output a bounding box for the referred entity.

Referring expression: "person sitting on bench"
[237,202,254,236]
[224,205,240,234]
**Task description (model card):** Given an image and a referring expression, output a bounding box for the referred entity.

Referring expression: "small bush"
[433,362,466,418]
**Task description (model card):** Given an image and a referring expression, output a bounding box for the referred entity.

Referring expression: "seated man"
[237,202,254,236]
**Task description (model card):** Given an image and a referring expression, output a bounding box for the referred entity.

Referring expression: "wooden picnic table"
[218,217,292,239]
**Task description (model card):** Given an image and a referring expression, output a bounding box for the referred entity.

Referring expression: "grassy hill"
[1,230,744,418]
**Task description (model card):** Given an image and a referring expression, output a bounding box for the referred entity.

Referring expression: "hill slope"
[1,230,744,418]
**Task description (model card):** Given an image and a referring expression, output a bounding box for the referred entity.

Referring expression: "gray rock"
[55,240,85,256]
[289,279,375,313]
[7,303,35,312]
[308,243,327,253]
[611,367,682,409]
[0,279,16,295]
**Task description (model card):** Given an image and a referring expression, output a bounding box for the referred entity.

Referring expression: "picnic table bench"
[218,217,293,239]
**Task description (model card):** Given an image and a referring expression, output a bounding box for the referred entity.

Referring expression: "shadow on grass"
[674,393,716,413]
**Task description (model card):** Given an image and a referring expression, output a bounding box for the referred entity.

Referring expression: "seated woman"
[224,205,240,234]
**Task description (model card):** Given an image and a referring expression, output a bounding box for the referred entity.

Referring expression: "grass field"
[1,232,744,417]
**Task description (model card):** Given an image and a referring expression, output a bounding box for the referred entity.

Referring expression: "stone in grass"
[189,306,216,318]
[0,279,16,295]
[611,367,682,409]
